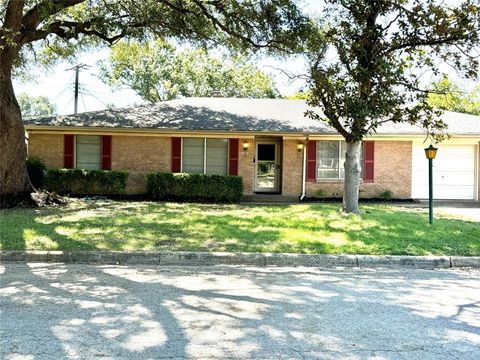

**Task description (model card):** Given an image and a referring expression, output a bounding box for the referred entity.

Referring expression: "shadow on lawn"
[0,201,479,255]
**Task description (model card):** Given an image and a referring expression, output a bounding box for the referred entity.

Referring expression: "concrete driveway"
[1,264,479,360]
[396,200,480,222]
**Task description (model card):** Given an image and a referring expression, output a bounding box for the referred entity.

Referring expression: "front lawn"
[0,200,478,255]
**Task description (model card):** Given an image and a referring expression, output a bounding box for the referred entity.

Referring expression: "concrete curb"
[0,251,479,269]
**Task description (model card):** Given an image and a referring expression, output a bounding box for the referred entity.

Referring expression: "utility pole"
[67,64,89,114]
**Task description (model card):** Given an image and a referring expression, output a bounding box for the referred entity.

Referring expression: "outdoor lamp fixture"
[424,144,438,224]
[243,140,249,152]
[424,144,438,160]
[297,143,305,152]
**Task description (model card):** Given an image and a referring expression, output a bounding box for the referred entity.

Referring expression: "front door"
[255,141,280,193]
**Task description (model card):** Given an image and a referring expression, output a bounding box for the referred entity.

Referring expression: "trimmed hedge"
[146,172,244,203]
[26,157,47,188]
[44,169,129,195]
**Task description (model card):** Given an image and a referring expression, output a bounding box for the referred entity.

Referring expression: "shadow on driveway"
[1,264,479,359]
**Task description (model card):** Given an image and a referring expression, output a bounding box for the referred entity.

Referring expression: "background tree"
[99,39,279,102]
[428,75,480,116]
[304,0,480,213]
[0,0,309,202]
[285,89,311,100]
[17,93,56,118]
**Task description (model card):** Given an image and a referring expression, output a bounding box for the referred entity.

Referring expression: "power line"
[81,88,125,104]
[51,84,72,101]
[80,92,87,113]
[59,96,74,115]
[80,89,111,108]
[66,64,90,114]
[81,85,125,99]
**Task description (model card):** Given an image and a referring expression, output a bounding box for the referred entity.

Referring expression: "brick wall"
[282,140,304,195]
[112,136,170,193]
[28,134,64,169]
[27,133,170,193]
[238,139,255,194]
[305,141,413,199]
[27,134,414,198]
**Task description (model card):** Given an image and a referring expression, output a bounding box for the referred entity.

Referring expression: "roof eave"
[24,124,480,138]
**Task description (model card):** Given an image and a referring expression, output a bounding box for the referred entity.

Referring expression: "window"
[316,140,362,179]
[317,140,345,179]
[182,138,204,174]
[206,138,228,175]
[76,135,101,170]
[182,138,228,175]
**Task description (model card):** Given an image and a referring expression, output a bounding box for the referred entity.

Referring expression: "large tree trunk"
[343,141,362,214]
[0,46,33,201]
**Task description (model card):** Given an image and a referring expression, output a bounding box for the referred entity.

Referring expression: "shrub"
[26,157,47,189]
[379,189,393,200]
[146,172,244,203]
[315,189,329,198]
[44,169,128,195]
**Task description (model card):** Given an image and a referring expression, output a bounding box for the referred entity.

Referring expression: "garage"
[411,145,476,200]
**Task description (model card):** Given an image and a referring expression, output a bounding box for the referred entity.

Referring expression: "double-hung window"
[182,138,229,175]
[316,140,363,179]
[76,135,101,170]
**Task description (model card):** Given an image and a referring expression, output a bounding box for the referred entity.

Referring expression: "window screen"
[76,135,101,170]
[206,138,228,175]
[182,138,205,174]
[317,141,340,179]
[317,140,361,179]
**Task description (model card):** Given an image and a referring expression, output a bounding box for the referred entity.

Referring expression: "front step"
[242,194,300,203]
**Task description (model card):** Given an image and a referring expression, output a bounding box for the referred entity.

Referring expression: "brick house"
[24,98,480,201]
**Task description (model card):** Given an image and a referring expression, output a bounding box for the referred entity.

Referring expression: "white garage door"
[412,145,476,200]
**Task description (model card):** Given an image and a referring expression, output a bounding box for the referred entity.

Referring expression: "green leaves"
[3,0,311,63]
[146,172,244,203]
[99,39,279,102]
[44,169,129,195]
[428,75,480,116]
[17,93,56,118]
[306,0,480,142]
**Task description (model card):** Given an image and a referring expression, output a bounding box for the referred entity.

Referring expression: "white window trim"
[73,134,77,168]
[180,137,230,175]
[203,138,207,174]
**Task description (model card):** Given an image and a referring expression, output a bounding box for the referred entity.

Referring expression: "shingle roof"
[24,97,480,135]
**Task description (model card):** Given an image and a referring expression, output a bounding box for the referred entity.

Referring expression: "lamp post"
[424,144,438,224]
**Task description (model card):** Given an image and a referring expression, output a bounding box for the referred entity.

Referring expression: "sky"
[12,1,478,116]
[14,48,310,116]
[12,0,322,115]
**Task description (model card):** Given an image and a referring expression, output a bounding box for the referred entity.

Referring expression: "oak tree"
[428,75,480,116]
[18,93,56,117]
[305,0,480,213]
[0,0,309,203]
[99,39,279,102]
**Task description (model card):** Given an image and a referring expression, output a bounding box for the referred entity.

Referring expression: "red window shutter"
[101,135,112,170]
[64,134,74,168]
[171,137,182,172]
[363,141,375,183]
[228,138,239,176]
[306,140,317,182]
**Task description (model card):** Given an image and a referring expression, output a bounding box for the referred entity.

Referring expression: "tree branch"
[21,0,85,32]
[385,34,471,55]
[3,0,24,31]
[21,19,145,45]
[190,0,278,50]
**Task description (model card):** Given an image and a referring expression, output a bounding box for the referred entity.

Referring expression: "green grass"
[0,200,479,255]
